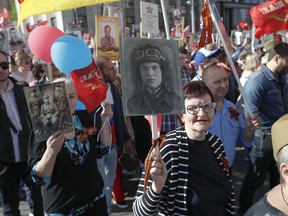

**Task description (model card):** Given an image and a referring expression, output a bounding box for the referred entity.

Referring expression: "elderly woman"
[133,81,235,215]
[245,114,288,215]
[28,78,113,215]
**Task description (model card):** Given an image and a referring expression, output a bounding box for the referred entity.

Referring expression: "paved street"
[1,146,269,216]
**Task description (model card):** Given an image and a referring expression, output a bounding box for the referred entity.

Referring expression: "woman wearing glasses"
[133,81,235,215]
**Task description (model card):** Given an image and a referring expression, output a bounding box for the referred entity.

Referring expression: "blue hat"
[194,48,221,70]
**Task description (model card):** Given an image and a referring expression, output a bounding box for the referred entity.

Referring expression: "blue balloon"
[51,35,92,74]
[76,100,86,110]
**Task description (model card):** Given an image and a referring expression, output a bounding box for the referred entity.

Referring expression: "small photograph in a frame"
[95,15,120,61]
[24,82,74,142]
[0,31,9,55]
[6,22,24,52]
[120,37,185,116]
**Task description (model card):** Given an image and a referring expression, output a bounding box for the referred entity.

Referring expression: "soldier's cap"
[135,45,165,66]
[194,47,221,70]
[264,40,280,52]
[272,114,288,160]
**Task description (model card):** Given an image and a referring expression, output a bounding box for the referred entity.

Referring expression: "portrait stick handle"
[151,115,160,157]
[47,63,53,82]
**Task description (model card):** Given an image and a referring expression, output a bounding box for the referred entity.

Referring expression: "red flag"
[250,0,288,39]
[239,22,251,30]
[70,60,107,113]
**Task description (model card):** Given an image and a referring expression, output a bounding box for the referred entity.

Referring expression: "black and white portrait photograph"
[6,23,24,51]
[0,31,9,55]
[120,37,185,116]
[24,82,74,142]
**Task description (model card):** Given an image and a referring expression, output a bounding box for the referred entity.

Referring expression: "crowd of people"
[1,25,288,216]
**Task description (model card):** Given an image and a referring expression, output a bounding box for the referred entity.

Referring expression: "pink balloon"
[28,26,64,62]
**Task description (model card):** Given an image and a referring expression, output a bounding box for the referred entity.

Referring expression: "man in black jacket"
[0,51,43,216]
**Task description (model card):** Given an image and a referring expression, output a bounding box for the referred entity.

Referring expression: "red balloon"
[28,26,64,62]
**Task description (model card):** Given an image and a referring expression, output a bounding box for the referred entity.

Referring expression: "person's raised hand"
[101,103,113,123]
[150,152,167,194]
[46,131,65,155]
[246,114,261,132]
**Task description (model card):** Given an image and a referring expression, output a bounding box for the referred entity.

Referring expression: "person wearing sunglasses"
[126,44,183,115]
[10,49,34,84]
[0,51,44,215]
[133,81,235,215]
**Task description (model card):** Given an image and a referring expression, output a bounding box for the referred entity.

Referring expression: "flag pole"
[160,0,171,39]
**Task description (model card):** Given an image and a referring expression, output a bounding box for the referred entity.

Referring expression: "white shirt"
[0,80,22,162]
[10,71,34,84]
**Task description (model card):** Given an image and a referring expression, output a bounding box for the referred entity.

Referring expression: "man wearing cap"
[245,114,288,215]
[127,44,182,115]
[261,39,280,64]
[238,42,288,214]
[192,47,220,81]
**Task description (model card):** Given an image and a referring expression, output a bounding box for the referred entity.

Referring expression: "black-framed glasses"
[0,62,9,70]
[187,102,216,115]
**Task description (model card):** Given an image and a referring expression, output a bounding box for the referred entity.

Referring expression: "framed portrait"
[6,22,24,52]
[95,15,120,61]
[172,9,182,26]
[24,82,74,142]
[120,37,185,116]
[0,30,9,55]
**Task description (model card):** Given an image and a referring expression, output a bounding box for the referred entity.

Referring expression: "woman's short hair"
[183,80,214,102]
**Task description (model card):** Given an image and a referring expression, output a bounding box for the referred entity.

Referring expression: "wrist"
[151,182,163,195]
[46,147,59,156]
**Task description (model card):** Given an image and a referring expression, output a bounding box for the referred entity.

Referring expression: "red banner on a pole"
[250,0,288,39]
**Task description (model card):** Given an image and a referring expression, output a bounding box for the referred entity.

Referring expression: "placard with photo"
[0,30,9,55]
[24,82,74,142]
[95,15,120,61]
[6,22,24,52]
[120,37,185,116]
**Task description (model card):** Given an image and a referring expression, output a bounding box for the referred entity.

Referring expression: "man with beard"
[93,56,133,214]
[238,42,288,214]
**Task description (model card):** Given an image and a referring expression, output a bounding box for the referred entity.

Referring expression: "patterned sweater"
[133,127,235,216]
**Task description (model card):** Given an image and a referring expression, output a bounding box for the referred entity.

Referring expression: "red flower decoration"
[228,107,240,121]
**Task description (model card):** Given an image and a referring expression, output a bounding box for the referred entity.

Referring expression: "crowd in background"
[0,27,288,216]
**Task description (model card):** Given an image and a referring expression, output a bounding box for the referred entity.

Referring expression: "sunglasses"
[0,62,9,70]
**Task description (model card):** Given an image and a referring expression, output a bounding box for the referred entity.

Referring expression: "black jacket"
[0,77,31,170]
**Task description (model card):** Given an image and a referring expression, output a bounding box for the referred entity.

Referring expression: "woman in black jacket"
[28,78,113,215]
